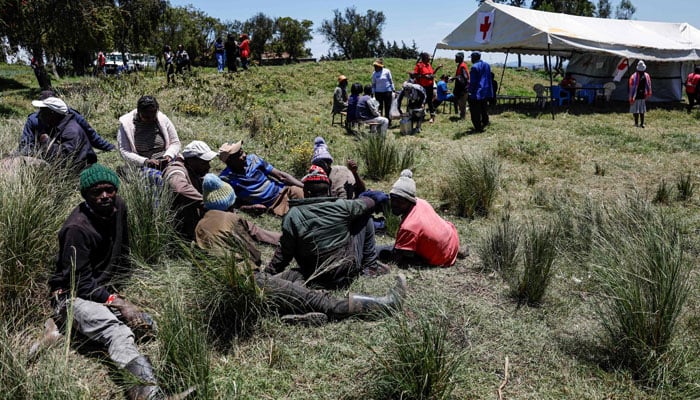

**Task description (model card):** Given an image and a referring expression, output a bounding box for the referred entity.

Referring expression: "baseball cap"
[218,141,243,163]
[31,97,68,115]
[182,140,217,161]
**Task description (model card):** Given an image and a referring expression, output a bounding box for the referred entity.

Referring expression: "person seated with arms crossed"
[377,169,468,267]
[218,140,304,216]
[195,173,405,326]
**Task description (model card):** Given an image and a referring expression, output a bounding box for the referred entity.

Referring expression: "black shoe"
[640,124,645,128]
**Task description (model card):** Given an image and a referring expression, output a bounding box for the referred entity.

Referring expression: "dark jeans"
[688,93,698,111]
[468,98,489,132]
[375,91,393,119]
[422,84,436,117]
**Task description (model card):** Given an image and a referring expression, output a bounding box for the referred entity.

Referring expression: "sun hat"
[636,60,646,72]
[202,173,237,211]
[311,136,333,163]
[80,163,120,193]
[218,141,243,163]
[373,58,384,68]
[301,165,330,185]
[31,97,68,115]
[338,74,347,83]
[183,140,217,161]
[390,169,416,203]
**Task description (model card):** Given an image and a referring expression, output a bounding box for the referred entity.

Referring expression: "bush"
[652,179,671,205]
[592,197,691,386]
[477,212,519,277]
[511,220,559,306]
[442,153,500,218]
[372,312,463,400]
[357,134,416,180]
[675,173,695,202]
[118,169,178,265]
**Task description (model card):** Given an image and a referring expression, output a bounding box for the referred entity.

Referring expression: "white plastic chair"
[603,82,616,102]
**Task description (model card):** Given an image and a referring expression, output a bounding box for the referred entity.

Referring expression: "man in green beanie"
[47,163,191,399]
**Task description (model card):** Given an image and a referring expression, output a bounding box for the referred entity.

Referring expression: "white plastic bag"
[389,92,401,120]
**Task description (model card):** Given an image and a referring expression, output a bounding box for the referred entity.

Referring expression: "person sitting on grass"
[218,140,304,216]
[265,166,391,289]
[376,169,467,267]
[310,136,366,199]
[46,163,192,400]
[20,90,115,157]
[196,173,406,326]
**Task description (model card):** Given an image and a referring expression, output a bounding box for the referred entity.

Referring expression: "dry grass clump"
[442,152,500,218]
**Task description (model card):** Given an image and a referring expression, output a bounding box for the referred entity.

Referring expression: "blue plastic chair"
[550,85,571,106]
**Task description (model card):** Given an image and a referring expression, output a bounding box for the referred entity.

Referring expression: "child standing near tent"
[629,60,652,128]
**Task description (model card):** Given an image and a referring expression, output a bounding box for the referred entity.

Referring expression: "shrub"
[442,153,500,218]
[652,179,671,205]
[118,169,178,265]
[0,163,74,320]
[289,143,313,177]
[512,220,559,306]
[357,134,416,180]
[372,312,463,400]
[675,173,694,202]
[592,197,691,386]
[477,212,519,277]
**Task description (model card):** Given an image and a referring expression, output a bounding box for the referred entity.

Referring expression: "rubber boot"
[124,355,160,400]
[348,274,407,315]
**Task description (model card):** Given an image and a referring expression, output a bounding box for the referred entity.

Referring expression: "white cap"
[31,97,68,115]
[182,140,217,161]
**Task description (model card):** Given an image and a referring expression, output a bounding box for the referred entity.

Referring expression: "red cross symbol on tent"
[480,16,492,40]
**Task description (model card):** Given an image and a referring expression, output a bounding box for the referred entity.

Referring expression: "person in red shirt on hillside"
[413,52,442,124]
[453,52,470,120]
[686,66,700,113]
[376,169,467,267]
[239,33,250,70]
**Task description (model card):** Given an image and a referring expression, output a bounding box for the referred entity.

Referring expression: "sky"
[169,0,700,64]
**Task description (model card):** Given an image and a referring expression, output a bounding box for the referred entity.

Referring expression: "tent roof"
[437,1,700,61]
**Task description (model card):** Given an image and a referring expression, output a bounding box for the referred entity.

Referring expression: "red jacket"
[414,61,435,87]
[686,73,700,94]
[239,39,250,58]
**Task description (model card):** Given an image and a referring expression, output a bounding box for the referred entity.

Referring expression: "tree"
[243,13,274,63]
[157,5,224,66]
[615,0,636,19]
[271,17,313,62]
[530,0,595,16]
[596,0,612,17]
[318,7,386,59]
[113,0,166,58]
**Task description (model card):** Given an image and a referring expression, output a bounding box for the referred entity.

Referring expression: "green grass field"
[1,59,700,399]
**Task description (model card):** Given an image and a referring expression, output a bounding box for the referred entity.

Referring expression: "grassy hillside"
[1,59,700,399]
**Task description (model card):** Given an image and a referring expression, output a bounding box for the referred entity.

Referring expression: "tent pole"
[548,43,555,120]
[498,50,508,97]
[430,46,437,63]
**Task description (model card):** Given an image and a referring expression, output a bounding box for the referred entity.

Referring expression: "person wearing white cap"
[628,60,652,128]
[376,169,466,267]
[30,96,96,170]
[162,140,218,240]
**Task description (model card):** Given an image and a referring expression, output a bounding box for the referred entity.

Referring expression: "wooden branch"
[497,356,510,400]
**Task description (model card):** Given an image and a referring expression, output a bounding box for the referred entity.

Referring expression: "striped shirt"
[133,120,165,159]
[219,154,283,207]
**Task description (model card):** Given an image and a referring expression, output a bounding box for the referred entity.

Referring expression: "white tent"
[437,1,700,101]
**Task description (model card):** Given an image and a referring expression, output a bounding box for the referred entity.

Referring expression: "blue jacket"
[39,113,97,170]
[20,109,114,155]
[469,60,493,101]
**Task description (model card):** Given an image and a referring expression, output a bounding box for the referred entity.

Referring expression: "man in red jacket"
[686,66,700,113]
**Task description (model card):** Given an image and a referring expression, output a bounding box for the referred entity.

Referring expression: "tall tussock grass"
[592,196,691,387]
[513,220,560,306]
[477,212,519,276]
[371,312,463,400]
[357,134,416,180]
[442,153,500,218]
[0,162,75,320]
[118,168,179,265]
[182,238,267,344]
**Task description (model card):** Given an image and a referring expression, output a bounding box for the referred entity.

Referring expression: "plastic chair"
[603,82,616,102]
[550,85,571,106]
[533,84,546,108]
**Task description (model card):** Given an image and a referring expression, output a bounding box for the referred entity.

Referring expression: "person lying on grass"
[376,169,468,267]
[265,165,391,289]
[196,173,406,326]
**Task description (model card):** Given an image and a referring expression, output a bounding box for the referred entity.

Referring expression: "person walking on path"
[628,60,652,128]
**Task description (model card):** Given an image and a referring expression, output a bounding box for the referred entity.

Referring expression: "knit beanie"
[390,169,416,203]
[311,136,333,164]
[301,165,331,185]
[202,173,236,211]
[80,163,120,194]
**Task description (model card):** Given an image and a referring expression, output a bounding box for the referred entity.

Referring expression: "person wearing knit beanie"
[309,137,366,199]
[302,165,331,198]
[80,163,120,195]
[311,136,333,164]
[381,169,466,267]
[202,173,237,211]
[389,169,416,204]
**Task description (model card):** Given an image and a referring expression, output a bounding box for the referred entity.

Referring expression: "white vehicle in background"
[130,54,157,71]
[104,51,130,74]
